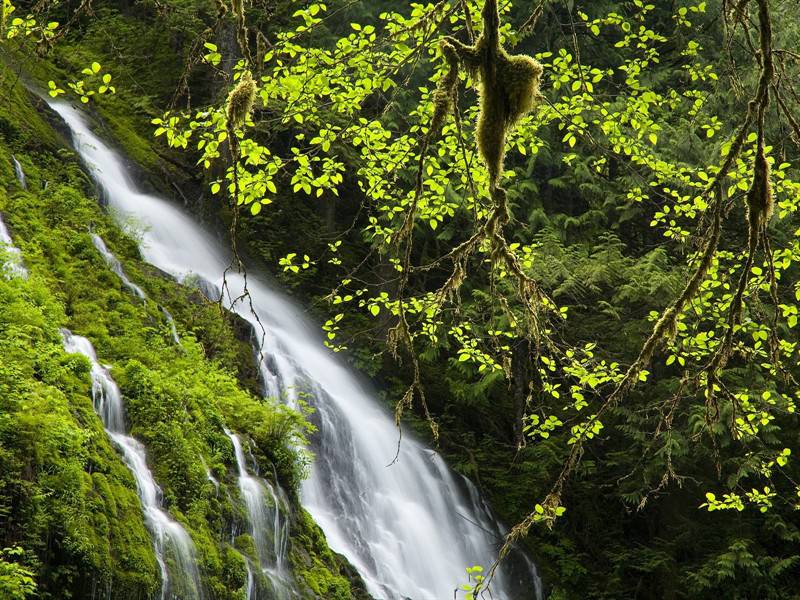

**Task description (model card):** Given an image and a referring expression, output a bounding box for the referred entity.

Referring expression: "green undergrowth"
[291,509,365,600]
[0,255,161,599]
[0,60,361,599]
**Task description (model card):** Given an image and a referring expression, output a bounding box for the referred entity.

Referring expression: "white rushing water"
[201,459,220,494]
[225,429,296,599]
[0,213,28,279]
[60,329,205,600]
[91,232,147,299]
[11,155,27,190]
[92,232,181,345]
[161,306,181,344]
[50,100,542,600]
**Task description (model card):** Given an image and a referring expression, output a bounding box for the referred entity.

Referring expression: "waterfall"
[225,429,296,600]
[91,232,180,344]
[91,233,146,299]
[201,459,220,494]
[0,214,28,279]
[161,305,181,344]
[50,100,543,600]
[60,329,205,600]
[245,563,255,600]
[11,155,27,189]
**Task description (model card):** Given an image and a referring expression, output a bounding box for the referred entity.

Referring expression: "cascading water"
[91,232,181,344]
[0,213,28,279]
[225,429,296,599]
[245,564,255,600]
[60,329,205,600]
[161,306,181,344]
[11,155,27,190]
[201,459,220,494]
[50,100,543,600]
[91,232,146,299]
[261,466,292,586]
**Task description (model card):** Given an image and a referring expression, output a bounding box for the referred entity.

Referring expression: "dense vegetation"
[3,0,800,598]
[0,56,363,599]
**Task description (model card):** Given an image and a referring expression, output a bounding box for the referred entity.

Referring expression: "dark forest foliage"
[3,0,800,598]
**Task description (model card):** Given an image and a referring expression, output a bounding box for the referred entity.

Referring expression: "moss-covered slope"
[0,58,365,600]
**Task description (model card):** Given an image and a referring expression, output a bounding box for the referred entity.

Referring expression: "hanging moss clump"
[441,0,543,191]
[430,42,461,136]
[226,71,257,129]
[746,140,773,232]
[231,0,243,20]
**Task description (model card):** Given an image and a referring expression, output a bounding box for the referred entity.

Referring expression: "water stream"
[225,429,296,599]
[50,99,542,600]
[91,231,182,346]
[0,213,28,279]
[161,305,181,344]
[11,154,27,189]
[60,329,205,600]
[91,232,146,299]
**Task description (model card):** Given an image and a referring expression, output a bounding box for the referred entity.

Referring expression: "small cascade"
[11,155,26,189]
[187,274,221,302]
[225,429,296,599]
[61,329,205,600]
[161,306,181,344]
[263,462,291,580]
[91,233,146,299]
[91,233,179,344]
[244,562,255,600]
[0,214,28,279]
[201,459,220,495]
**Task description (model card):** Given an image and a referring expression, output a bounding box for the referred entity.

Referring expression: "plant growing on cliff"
[0,548,36,600]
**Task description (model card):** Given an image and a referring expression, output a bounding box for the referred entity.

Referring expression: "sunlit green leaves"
[47,80,65,97]
[141,0,800,531]
[202,42,221,66]
[47,62,115,103]
[279,253,314,273]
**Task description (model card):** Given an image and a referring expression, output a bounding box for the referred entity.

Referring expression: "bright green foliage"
[47,61,116,104]
[4,0,800,597]
[0,548,36,600]
[1,0,58,44]
[459,565,486,600]
[2,0,113,103]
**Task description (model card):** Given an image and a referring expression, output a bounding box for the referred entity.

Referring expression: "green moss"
[0,268,161,599]
[0,45,365,599]
[234,534,258,563]
[0,57,59,151]
[290,508,373,600]
[299,560,352,600]
[220,546,248,596]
